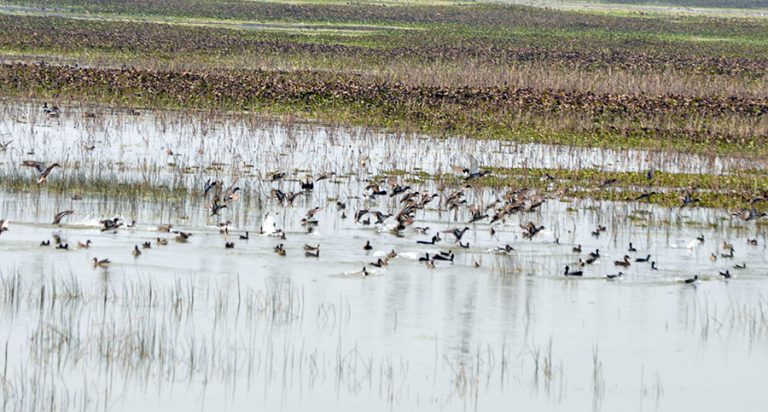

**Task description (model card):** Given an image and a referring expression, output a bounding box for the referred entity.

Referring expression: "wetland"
[0,1,765,411]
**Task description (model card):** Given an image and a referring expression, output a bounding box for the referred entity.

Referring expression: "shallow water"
[0,101,766,412]
[0,101,760,185]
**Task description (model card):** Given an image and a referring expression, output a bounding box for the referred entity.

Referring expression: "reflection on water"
[0,101,766,411]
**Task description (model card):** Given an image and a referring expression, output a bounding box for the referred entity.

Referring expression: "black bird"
[390,185,411,196]
[628,242,637,252]
[354,210,369,223]
[572,244,582,253]
[239,232,249,240]
[521,222,545,240]
[719,270,731,279]
[564,266,583,277]
[733,263,746,269]
[364,241,373,251]
[417,234,440,245]
[433,253,454,262]
[606,272,623,279]
[696,234,705,243]
[271,172,286,181]
[300,178,314,191]
[634,191,657,202]
[589,249,600,259]
[40,240,50,246]
[468,211,488,223]
[202,178,218,198]
[680,192,700,208]
[142,241,152,249]
[225,242,235,249]
[56,243,69,250]
[418,253,431,262]
[651,261,658,271]
[210,197,227,216]
[635,254,651,263]
[450,227,470,242]
[684,275,698,284]
[459,241,470,249]
[372,211,391,224]
[100,217,123,232]
[271,189,286,203]
[494,244,515,253]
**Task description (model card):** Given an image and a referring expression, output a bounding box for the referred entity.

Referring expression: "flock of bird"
[0,103,766,282]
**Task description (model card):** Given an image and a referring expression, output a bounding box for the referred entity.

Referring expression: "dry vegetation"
[0,0,765,154]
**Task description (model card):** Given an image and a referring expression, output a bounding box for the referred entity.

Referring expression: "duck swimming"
[572,244,582,253]
[614,255,631,267]
[417,234,440,245]
[564,266,583,276]
[92,258,110,268]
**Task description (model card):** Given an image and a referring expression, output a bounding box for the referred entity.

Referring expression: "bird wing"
[53,210,74,224]
[22,160,45,173]
[450,164,465,174]
[42,163,59,176]
[468,154,479,175]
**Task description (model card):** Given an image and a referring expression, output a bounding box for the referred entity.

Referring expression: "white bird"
[668,239,701,250]
[261,213,277,236]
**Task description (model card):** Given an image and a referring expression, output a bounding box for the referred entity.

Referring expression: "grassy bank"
[0,1,764,156]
